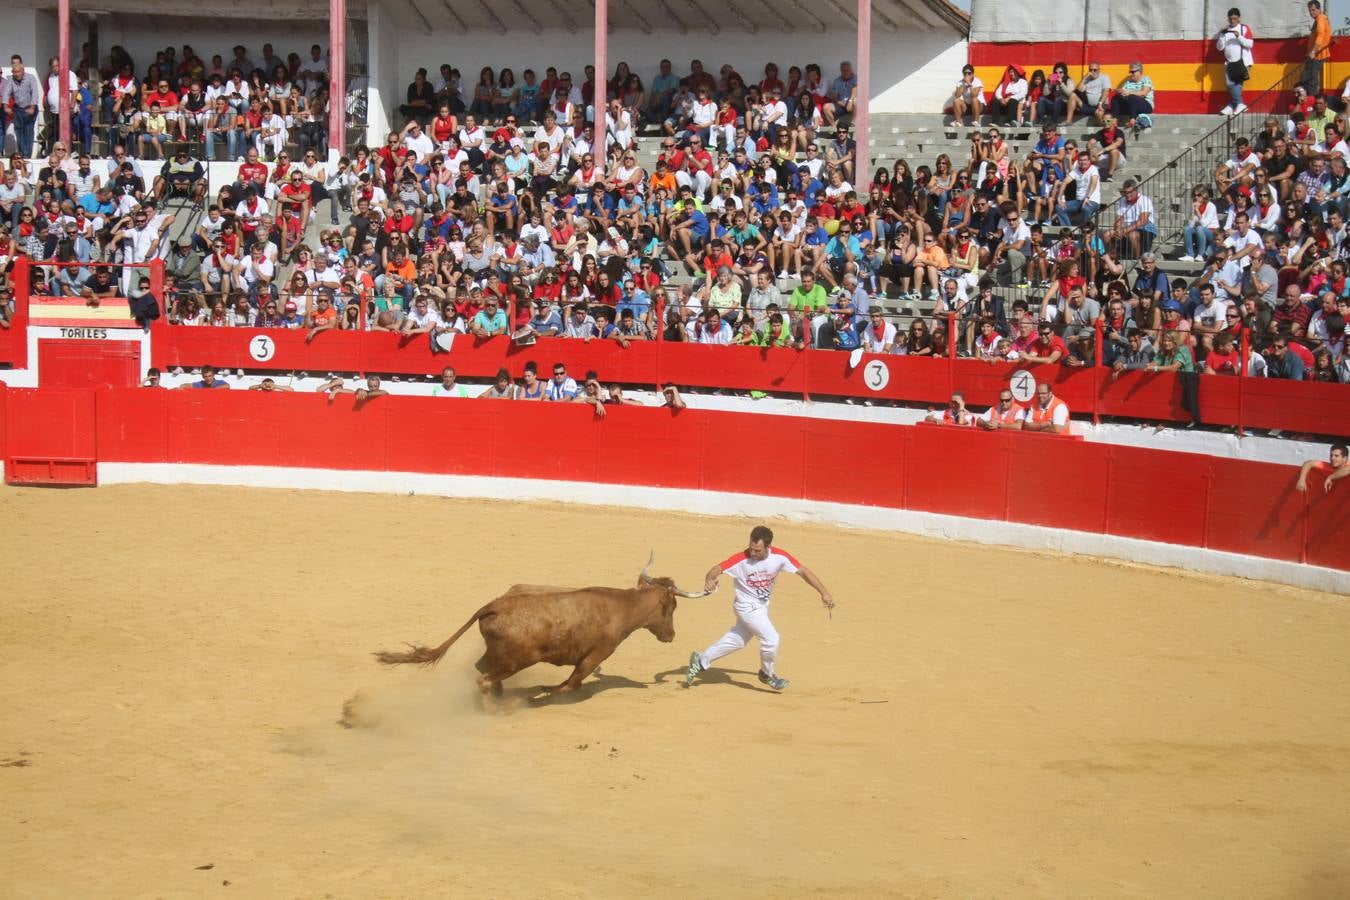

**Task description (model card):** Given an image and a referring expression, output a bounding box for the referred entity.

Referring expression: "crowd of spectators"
[0,38,1347,410]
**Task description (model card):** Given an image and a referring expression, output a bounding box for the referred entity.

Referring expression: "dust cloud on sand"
[4,483,1350,898]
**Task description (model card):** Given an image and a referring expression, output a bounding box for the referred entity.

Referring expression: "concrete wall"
[92,21,330,76]
[8,7,964,146]
[0,7,56,71]
[390,22,965,115]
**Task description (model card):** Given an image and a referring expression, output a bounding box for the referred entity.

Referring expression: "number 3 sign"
[863,359,890,391]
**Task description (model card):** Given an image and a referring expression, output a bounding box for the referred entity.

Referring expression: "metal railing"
[1074,66,1304,280]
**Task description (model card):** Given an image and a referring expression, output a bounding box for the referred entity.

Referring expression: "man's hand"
[820,591,836,610]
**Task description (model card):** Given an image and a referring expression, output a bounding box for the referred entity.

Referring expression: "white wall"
[93,21,329,77]
[0,7,53,71]
[390,18,964,116]
[366,1,399,145]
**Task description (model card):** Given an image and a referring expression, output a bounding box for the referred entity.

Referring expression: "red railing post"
[653,294,665,393]
[1093,319,1104,426]
[13,256,30,309]
[946,311,956,397]
[10,257,30,369]
[1238,327,1249,438]
[357,286,369,378]
[802,338,811,404]
[149,257,165,302]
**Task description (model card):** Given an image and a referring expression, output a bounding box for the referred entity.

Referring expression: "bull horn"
[673,585,717,599]
[638,551,654,585]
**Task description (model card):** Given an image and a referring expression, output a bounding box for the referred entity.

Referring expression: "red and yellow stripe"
[30,296,139,329]
[969,37,1350,114]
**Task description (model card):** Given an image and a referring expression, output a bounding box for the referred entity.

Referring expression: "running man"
[686,525,836,691]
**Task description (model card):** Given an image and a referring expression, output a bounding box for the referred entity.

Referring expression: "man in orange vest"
[975,390,1026,430]
[1022,382,1070,434]
[1302,0,1333,95]
[925,392,972,426]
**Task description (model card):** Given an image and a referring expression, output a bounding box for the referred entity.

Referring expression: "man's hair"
[749,525,774,546]
[1332,442,1348,455]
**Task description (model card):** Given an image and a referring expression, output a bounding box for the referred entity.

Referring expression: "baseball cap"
[284,300,298,311]
[1162,300,1182,313]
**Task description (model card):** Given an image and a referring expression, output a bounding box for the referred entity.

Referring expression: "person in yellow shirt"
[1303,0,1332,95]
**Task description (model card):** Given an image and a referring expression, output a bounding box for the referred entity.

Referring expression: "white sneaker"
[1233,103,1248,115]
[777,270,788,281]
[1178,254,1195,263]
[1219,105,1234,116]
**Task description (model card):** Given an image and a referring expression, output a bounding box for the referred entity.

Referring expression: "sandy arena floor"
[2,483,1349,899]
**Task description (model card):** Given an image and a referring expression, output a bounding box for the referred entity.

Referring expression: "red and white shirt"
[720,547,800,609]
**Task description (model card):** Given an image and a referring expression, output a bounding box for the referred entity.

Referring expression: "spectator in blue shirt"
[486,182,519,235]
[748,176,780,215]
[822,218,862,287]
[1265,335,1306,380]
[182,365,229,389]
[471,297,509,338]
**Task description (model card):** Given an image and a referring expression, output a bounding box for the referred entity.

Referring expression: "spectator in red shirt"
[1203,331,1242,374]
[1023,321,1067,365]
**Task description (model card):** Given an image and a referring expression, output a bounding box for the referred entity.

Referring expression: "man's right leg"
[687,617,751,683]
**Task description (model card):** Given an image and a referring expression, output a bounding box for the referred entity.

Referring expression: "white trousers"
[701,604,780,676]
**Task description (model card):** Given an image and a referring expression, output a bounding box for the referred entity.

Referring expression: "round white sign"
[862,359,890,392]
[248,334,276,362]
[1009,368,1036,403]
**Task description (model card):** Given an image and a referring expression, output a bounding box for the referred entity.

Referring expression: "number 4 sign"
[1009,369,1036,403]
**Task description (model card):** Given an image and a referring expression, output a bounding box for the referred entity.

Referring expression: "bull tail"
[373,605,489,667]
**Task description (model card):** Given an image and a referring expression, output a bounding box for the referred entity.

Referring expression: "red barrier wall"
[3,386,1346,574]
[150,326,1350,437]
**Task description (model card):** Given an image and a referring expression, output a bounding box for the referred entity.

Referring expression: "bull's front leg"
[556,648,614,694]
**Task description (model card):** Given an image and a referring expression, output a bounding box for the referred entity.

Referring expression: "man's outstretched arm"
[797,566,835,609]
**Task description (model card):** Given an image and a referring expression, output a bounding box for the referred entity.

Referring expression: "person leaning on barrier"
[317,375,388,403]
[573,370,607,417]
[975,390,1026,431]
[249,377,294,392]
[925,392,971,426]
[181,364,229,390]
[1297,443,1349,493]
[479,367,519,400]
[660,383,686,410]
[1021,382,1070,434]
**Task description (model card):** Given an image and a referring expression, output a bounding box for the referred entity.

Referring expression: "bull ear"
[638,550,654,585]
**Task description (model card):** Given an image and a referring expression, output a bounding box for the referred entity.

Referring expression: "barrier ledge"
[94,462,1350,597]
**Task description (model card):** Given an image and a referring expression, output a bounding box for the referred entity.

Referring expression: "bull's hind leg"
[476,651,526,710]
[556,649,612,694]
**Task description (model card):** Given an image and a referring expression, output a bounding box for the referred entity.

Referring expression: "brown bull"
[374,556,712,698]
